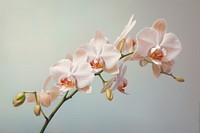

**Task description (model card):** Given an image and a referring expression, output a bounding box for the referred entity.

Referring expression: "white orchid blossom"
[50,48,94,93]
[114,15,136,52]
[101,64,129,94]
[133,19,182,77]
[82,31,121,74]
[27,77,62,107]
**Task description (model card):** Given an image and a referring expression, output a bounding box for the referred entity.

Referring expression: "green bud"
[175,76,185,82]
[13,92,26,107]
[106,89,113,101]
[34,105,41,116]
[16,92,25,100]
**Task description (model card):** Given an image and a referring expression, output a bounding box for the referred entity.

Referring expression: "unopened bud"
[34,105,41,116]
[175,76,185,82]
[12,92,26,107]
[106,89,113,101]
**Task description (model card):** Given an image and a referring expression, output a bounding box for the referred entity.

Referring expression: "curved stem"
[40,90,78,133]
[119,52,133,60]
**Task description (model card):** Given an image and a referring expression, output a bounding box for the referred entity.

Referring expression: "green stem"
[161,71,176,79]
[119,52,133,60]
[40,90,78,133]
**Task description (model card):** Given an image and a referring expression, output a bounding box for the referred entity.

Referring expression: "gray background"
[0,0,199,133]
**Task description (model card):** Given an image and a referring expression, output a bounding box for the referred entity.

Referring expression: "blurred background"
[0,0,199,132]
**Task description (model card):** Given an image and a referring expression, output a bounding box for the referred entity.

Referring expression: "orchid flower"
[114,15,136,53]
[50,48,94,93]
[82,31,121,74]
[101,64,128,94]
[133,19,182,77]
[27,77,62,107]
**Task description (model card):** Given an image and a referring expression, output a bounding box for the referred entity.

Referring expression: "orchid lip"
[149,47,167,63]
[59,76,76,88]
[90,58,104,69]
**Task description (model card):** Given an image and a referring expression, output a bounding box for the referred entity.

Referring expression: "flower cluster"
[12,15,184,133]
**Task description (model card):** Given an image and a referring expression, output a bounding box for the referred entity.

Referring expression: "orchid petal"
[136,27,158,57]
[47,86,62,102]
[101,77,115,93]
[76,85,92,93]
[27,94,37,103]
[39,92,51,107]
[160,33,182,62]
[114,15,136,45]
[162,59,175,73]
[103,64,119,74]
[152,19,167,43]
[50,59,72,82]
[121,65,127,78]
[43,76,52,91]
[73,62,94,88]
[101,44,120,69]
[152,64,161,77]
[81,43,96,61]
[125,37,134,53]
[72,48,88,71]
[131,52,145,60]
[93,31,107,56]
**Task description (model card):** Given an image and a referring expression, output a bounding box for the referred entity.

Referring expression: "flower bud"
[106,89,113,101]
[34,105,41,116]
[12,92,26,107]
[175,76,185,82]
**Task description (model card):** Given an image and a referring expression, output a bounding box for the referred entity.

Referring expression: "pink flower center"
[90,58,104,69]
[149,47,166,61]
[59,76,75,88]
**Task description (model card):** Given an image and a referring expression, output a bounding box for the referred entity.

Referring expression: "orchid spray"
[12,15,184,133]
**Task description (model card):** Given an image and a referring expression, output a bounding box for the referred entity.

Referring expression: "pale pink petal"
[151,59,162,65]
[72,48,88,71]
[131,52,145,60]
[160,33,182,62]
[152,19,167,44]
[81,43,96,61]
[136,27,158,57]
[162,59,175,73]
[101,77,115,93]
[76,85,92,93]
[43,76,52,91]
[114,15,136,45]
[103,64,119,74]
[93,31,107,56]
[39,92,51,107]
[101,44,120,69]
[121,65,127,78]
[124,37,134,53]
[59,85,73,92]
[47,86,62,102]
[73,62,94,88]
[152,64,161,77]
[50,59,72,82]
[27,94,37,103]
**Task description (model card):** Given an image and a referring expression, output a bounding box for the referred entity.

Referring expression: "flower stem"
[161,71,176,79]
[40,90,78,133]
[120,52,133,60]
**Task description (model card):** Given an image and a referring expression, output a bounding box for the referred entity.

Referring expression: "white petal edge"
[101,44,121,69]
[160,33,182,62]
[73,62,94,88]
